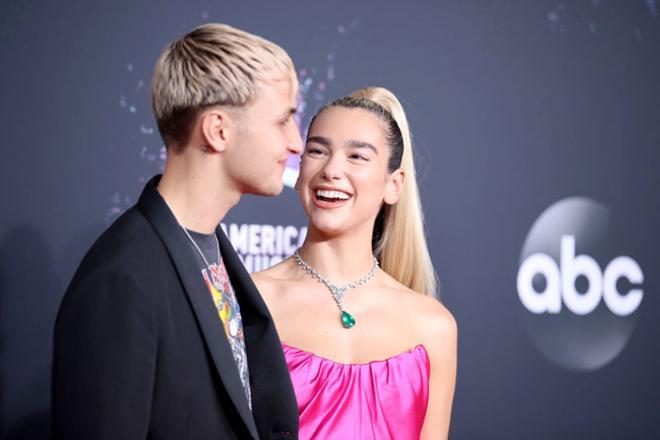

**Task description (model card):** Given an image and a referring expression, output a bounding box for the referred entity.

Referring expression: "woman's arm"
[419,300,458,440]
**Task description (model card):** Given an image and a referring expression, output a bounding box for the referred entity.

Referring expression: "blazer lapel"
[136,177,259,439]
[217,226,300,438]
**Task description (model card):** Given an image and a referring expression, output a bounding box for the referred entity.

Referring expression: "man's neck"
[157,159,240,234]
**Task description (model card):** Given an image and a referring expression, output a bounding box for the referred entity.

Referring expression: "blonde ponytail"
[317,87,438,296]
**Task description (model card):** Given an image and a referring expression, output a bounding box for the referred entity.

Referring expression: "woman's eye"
[305,147,324,155]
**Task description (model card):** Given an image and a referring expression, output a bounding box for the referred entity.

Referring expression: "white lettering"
[261,225,275,255]
[248,224,261,255]
[517,253,561,313]
[517,235,643,316]
[561,236,602,315]
[284,226,298,254]
[229,224,248,254]
[603,256,644,316]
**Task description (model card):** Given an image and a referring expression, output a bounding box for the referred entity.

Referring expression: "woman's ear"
[383,169,405,205]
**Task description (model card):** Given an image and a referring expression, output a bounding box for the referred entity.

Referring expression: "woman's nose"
[321,155,343,180]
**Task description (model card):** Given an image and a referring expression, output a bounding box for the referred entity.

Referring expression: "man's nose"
[288,124,303,155]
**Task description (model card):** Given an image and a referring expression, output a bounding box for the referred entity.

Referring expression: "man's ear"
[383,169,405,205]
[200,109,231,153]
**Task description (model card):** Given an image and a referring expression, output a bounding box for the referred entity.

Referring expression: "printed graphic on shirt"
[201,260,252,408]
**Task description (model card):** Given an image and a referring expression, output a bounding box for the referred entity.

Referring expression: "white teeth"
[316,189,350,200]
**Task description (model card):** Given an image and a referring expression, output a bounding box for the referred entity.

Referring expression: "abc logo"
[518,235,643,316]
[517,197,643,372]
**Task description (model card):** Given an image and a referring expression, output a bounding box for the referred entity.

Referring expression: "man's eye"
[306,147,324,155]
[349,153,368,161]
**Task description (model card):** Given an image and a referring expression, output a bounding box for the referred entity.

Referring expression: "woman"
[254,87,456,439]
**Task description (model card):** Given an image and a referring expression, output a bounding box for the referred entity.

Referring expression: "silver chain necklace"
[293,248,379,329]
[165,200,222,288]
[182,227,222,288]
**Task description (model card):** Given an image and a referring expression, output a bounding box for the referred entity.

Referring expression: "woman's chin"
[306,220,349,239]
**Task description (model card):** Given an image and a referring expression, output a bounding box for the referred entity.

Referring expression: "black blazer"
[52,177,298,439]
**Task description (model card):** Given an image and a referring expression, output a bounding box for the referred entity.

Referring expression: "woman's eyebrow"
[306,135,331,146]
[345,139,378,154]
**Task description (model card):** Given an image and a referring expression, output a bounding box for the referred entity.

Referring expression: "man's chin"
[250,181,285,197]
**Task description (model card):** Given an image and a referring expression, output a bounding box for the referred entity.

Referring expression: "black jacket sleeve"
[52,269,157,439]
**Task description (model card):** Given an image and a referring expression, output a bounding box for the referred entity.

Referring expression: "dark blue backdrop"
[1,0,659,438]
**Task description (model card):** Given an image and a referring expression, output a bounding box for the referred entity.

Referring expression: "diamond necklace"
[293,248,379,329]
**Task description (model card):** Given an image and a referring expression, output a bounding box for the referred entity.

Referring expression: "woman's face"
[296,106,403,237]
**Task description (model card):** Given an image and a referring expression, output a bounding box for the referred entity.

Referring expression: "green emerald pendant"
[341,311,356,329]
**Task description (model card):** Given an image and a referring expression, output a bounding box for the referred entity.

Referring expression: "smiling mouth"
[314,189,352,206]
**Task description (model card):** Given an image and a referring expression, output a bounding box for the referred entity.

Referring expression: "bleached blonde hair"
[151,23,295,151]
[310,87,438,296]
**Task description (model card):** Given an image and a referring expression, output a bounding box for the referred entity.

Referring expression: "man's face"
[223,76,302,196]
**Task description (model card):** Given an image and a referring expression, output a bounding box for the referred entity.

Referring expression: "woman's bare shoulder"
[252,258,298,302]
[408,293,457,361]
[381,276,457,356]
[253,257,296,283]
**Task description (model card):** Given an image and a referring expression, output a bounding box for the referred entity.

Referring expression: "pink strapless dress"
[282,343,430,440]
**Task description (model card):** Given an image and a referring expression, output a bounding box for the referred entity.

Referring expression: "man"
[52,23,302,439]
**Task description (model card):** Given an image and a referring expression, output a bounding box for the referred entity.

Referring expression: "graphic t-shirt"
[186,229,252,409]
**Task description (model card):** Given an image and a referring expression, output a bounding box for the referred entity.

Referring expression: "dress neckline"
[281,341,428,367]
